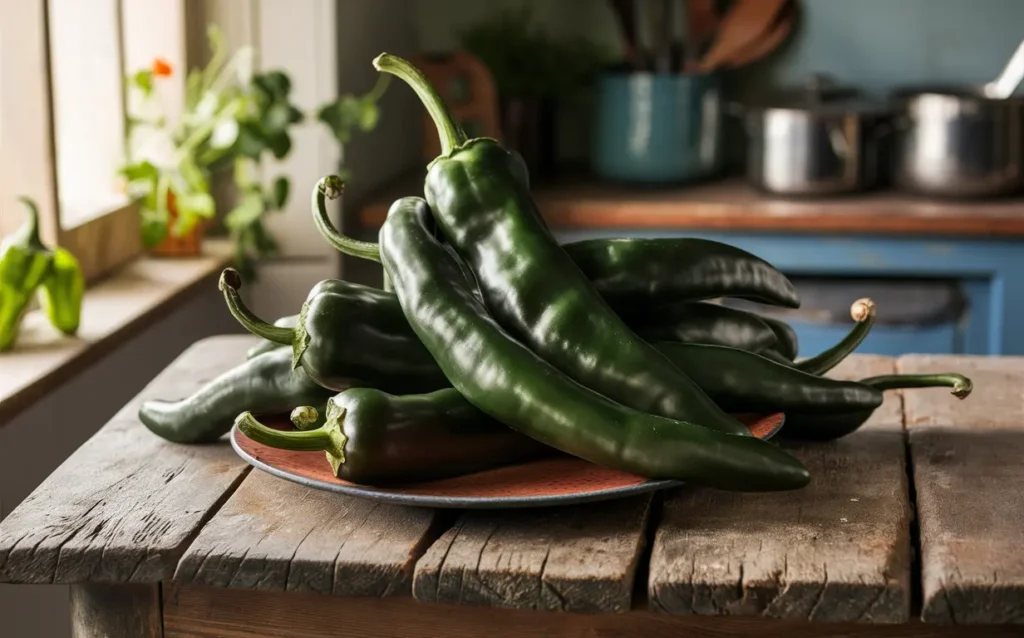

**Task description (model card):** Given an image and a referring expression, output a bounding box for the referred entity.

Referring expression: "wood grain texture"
[899,355,1024,625]
[0,239,233,426]
[71,583,162,638]
[412,494,652,613]
[174,469,441,597]
[0,335,255,584]
[356,172,1024,237]
[162,584,1024,638]
[649,356,912,623]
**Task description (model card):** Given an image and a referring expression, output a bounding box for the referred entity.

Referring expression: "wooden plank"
[649,355,912,623]
[356,172,1024,238]
[70,583,162,638]
[162,583,1024,638]
[899,354,1024,625]
[413,494,652,613]
[0,335,255,584]
[0,239,233,426]
[174,470,441,597]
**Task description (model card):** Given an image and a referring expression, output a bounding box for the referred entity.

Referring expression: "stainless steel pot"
[892,86,1024,198]
[738,77,893,196]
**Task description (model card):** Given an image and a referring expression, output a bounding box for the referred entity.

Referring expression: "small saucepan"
[734,76,894,196]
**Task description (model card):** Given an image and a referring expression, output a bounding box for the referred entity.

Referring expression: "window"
[0,0,187,281]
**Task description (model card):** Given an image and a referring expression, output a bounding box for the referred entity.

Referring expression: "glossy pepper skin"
[0,199,57,351]
[242,293,878,417]
[236,387,554,485]
[621,301,778,353]
[374,54,751,439]
[379,194,810,491]
[761,315,799,360]
[221,272,451,394]
[781,372,973,441]
[565,238,799,308]
[139,347,335,443]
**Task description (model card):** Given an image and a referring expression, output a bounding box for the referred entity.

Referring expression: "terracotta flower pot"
[149,190,207,257]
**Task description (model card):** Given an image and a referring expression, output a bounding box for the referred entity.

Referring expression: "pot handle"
[826,123,850,158]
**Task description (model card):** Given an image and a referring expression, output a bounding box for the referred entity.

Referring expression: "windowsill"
[0,238,233,425]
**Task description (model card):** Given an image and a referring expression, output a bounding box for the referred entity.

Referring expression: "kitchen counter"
[1,335,1022,637]
[357,172,1024,237]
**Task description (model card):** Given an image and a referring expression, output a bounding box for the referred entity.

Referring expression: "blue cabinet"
[553,228,1024,357]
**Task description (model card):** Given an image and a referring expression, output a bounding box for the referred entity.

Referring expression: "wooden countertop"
[357,171,1024,237]
[2,336,1022,633]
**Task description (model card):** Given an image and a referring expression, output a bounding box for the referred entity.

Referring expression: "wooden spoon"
[685,0,720,69]
[725,0,796,68]
[692,0,787,72]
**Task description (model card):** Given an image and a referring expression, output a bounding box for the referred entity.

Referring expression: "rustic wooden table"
[1,335,1022,637]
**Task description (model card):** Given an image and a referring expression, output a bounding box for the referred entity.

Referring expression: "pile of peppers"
[0,198,84,351]
[139,55,974,492]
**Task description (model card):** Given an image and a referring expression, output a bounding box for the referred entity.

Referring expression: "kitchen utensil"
[892,85,1024,198]
[230,413,784,509]
[652,0,674,74]
[685,0,720,67]
[592,71,724,184]
[739,75,893,196]
[693,0,787,72]
[609,0,646,70]
[982,39,1024,99]
[725,0,796,68]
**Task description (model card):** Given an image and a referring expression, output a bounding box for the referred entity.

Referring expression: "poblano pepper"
[379,194,810,490]
[781,372,973,441]
[372,55,752,438]
[311,182,800,310]
[139,347,335,443]
[236,388,554,485]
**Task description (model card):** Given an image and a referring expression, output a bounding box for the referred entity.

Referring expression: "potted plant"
[120,25,387,279]
[458,8,608,182]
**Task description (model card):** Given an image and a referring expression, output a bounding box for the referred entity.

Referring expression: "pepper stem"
[15,196,48,251]
[219,268,294,345]
[860,373,973,399]
[290,406,320,431]
[796,298,877,376]
[312,176,381,262]
[235,406,348,477]
[373,53,467,157]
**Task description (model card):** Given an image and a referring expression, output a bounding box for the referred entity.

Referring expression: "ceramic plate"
[230,412,785,509]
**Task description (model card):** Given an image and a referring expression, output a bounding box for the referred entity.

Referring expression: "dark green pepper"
[654,342,882,414]
[311,186,799,311]
[139,347,335,443]
[236,387,554,485]
[0,198,58,351]
[246,314,298,359]
[793,299,876,375]
[220,272,452,394]
[621,301,778,353]
[378,194,809,491]
[761,315,799,360]
[372,55,752,439]
[781,372,973,441]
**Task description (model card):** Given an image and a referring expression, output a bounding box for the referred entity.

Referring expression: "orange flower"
[152,58,173,77]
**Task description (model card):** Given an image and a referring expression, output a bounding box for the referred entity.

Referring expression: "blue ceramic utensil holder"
[591,72,723,184]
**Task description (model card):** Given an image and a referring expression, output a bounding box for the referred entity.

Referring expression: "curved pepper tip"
[952,376,973,400]
[851,297,876,322]
[371,53,391,71]
[317,175,344,200]
[219,268,242,292]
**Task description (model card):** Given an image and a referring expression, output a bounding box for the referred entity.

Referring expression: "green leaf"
[225,192,266,229]
[271,176,289,209]
[210,119,240,149]
[178,156,208,193]
[263,103,294,133]
[253,71,291,101]
[141,216,168,248]
[175,193,216,219]
[317,96,364,144]
[236,123,268,159]
[119,160,159,183]
[132,70,154,96]
[359,101,379,131]
[265,131,291,159]
[185,70,204,109]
